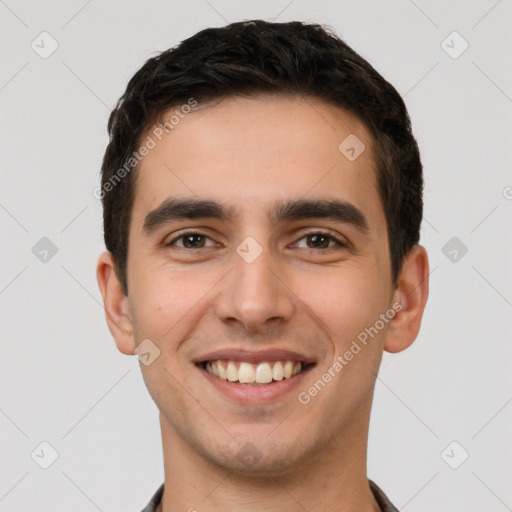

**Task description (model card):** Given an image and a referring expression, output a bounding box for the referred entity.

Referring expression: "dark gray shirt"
[141,480,398,511]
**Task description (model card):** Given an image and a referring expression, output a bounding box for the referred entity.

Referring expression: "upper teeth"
[205,360,303,384]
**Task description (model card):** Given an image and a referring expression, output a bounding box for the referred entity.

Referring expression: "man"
[96,20,429,512]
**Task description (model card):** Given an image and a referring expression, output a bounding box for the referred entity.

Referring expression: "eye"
[294,231,347,250]
[166,231,217,249]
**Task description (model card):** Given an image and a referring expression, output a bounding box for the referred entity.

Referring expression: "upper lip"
[195,348,316,365]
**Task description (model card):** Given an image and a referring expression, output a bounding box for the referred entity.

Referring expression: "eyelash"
[166,230,347,250]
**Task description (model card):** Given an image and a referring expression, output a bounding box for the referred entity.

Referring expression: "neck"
[157,400,381,512]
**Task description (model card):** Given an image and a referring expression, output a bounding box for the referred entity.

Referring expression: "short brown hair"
[100,19,423,296]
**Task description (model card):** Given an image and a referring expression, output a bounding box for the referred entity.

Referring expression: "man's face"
[124,95,396,473]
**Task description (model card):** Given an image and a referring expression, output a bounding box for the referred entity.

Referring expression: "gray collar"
[141,480,398,511]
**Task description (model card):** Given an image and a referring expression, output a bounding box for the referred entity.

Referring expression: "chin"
[202,435,311,476]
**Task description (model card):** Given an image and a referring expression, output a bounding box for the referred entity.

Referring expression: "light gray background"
[1,1,511,511]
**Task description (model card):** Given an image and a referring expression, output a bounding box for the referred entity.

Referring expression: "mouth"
[194,349,317,403]
[199,359,314,386]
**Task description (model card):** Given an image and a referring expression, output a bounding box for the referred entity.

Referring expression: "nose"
[215,241,294,333]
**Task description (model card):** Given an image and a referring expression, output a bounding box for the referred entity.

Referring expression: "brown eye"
[306,234,330,249]
[294,232,346,250]
[167,232,216,248]
[181,234,206,248]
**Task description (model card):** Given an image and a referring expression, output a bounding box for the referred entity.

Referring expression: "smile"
[202,360,308,385]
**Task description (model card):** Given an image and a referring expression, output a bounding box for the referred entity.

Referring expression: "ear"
[96,251,136,355]
[384,245,429,353]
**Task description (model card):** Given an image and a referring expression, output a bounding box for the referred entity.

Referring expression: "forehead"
[131,95,383,230]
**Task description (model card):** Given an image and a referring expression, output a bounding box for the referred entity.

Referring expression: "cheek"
[129,262,210,341]
[294,266,389,347]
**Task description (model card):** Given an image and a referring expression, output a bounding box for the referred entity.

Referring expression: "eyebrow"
[142,197,370,235]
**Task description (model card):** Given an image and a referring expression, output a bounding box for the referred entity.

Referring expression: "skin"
[97,95,429,512]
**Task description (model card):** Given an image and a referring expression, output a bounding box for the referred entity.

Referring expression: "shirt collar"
[141,480,398,512]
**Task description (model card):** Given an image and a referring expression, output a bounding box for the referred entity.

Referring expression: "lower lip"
[198,364,315,404]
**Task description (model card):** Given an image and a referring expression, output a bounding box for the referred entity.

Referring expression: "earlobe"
[96,251,136,355]
[384,245,429,353]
